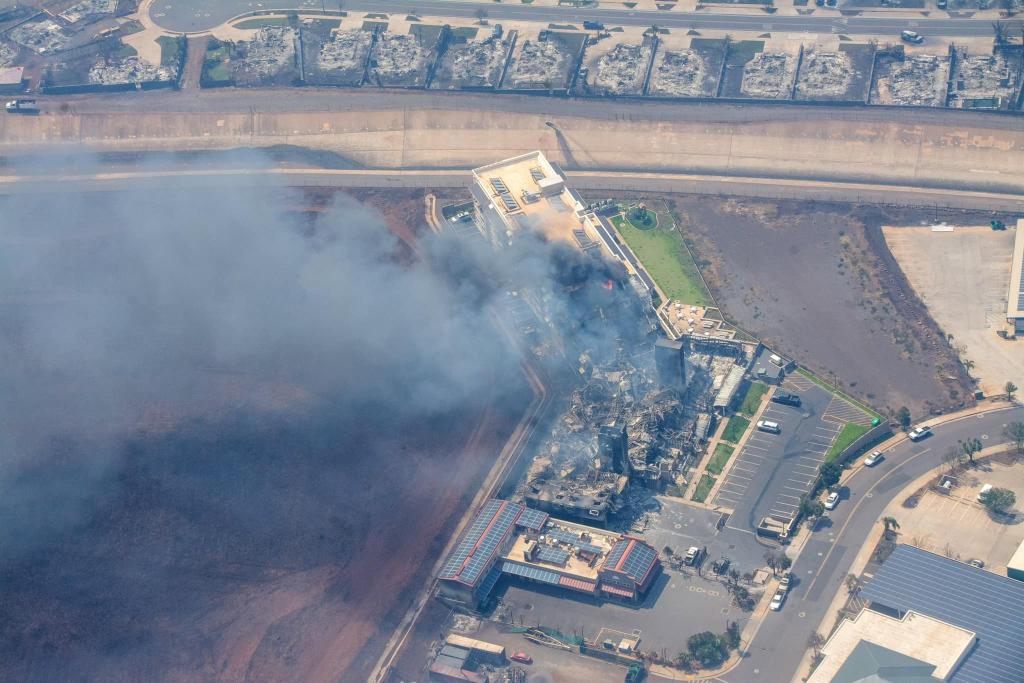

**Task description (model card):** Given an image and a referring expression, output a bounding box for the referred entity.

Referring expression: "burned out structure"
[436,499,662,609]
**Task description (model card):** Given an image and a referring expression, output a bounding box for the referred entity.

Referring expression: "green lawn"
[692,474,716,503]
[739,381,769,417]
[609,215,712,306]
[721,415,751,444]
[156,36,183,67]
[825,422,872,463]
[705,443,735,475]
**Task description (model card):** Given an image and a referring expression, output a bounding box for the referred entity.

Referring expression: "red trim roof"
[600,584,635,598]
[559,576,597,593]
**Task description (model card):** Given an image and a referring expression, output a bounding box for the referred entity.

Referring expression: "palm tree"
[881,516,900,539]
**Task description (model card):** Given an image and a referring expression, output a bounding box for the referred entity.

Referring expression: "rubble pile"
[371,33,428,79]
[950,51,1016,101]
[238,27,296,76]
[875,54,948,106]
[593,43,649,94]
[509,40,566,87]
[795,50,852,98]
[449,37,508,85]
[649,49,707,96]
[60,0,117,23]
[316,29,371,71]
[89,56,174,84]
[0,41,18,68]
[9,19,67,55]
[740,52,794,99]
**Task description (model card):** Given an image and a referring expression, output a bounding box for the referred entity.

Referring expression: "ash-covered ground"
[0,160,577,682]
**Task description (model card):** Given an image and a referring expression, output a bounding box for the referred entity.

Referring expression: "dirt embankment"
[672,196,976,417]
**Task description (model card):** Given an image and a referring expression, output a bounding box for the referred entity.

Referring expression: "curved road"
[727,405,1024,683]
[151,0,1007,35]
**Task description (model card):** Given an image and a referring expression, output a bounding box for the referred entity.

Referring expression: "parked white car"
[824,491,840,510]
[769,589,787,611]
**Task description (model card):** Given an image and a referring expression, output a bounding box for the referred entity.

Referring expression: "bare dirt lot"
[882,225,1021,397]
[673,197,982,417]
[0,187,533,683]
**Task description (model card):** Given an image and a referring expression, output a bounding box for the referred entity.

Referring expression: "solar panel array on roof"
[499,193,520,212]
[530,168,545,182]
[545,528,584,546]
[489,178,508,194]
[535,546,571,566]
[603,539,628,568]
[516,507,549,532]
[501,561,561,585]
[618,542,658,582]
[1018,250,1024,309]
[860,545,1024,683]
[439,500,523,586]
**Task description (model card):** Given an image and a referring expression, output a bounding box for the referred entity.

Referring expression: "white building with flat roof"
[1007,218,1024,335]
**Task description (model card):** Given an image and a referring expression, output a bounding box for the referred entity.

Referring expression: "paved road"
[151,0,1006,36]
[2,166,1020,212]
[723,404,1024,683]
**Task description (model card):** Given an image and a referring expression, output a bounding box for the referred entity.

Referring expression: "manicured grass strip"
[692,474,716,503]
[721,415,750,444]
[609,215,711,307]
[739,381,769,417]
[796,367,883,421]
[825,422,872,463]
[706,443,735,475]
[157,35,183,67]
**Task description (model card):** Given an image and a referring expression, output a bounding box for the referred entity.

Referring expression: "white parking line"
[784,485,809,493]
[726,473,753,482]
[730,466,758,476]
[787,478,814,487]
[773,501,799,510]
[721,483,747,493]
[779,494,802,501]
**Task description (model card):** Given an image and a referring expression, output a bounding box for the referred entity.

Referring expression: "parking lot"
[495,500,756,659]
[714,376,843,531]
[881,457,1024,574]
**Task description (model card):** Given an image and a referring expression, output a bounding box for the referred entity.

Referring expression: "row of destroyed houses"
[198,21,1024,110]
[2,9,1021,110]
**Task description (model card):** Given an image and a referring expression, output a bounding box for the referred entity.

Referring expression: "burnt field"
[0,181,533,683]
[673,197,975,416]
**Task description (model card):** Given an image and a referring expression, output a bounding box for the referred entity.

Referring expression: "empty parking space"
[823,393,874,426]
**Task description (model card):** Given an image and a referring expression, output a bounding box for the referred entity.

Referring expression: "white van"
[978,484,993,502]
[757,420,781,434]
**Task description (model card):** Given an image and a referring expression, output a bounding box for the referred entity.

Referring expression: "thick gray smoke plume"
[0,154,649,681]
[0,176,521,556]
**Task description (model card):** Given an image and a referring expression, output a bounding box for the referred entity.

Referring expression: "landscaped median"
[705,443,735,476]
[721,415,751,444]
[691,474,717,503]
[825,422,872,463]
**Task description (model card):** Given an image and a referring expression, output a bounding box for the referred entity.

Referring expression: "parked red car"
[510,652,533,664]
